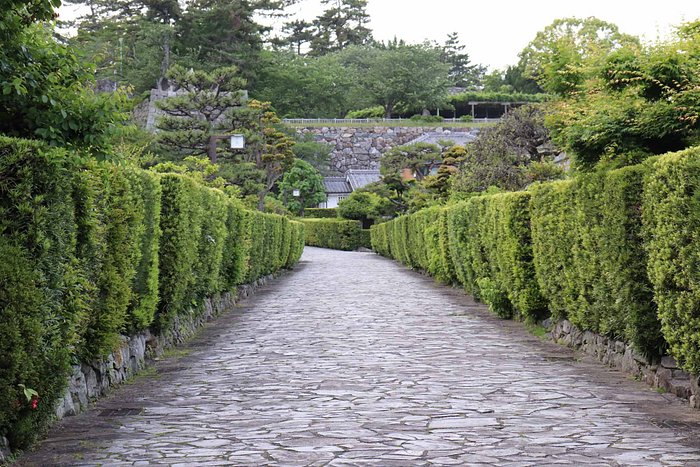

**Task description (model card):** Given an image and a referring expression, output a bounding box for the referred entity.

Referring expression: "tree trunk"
[257,190,266,212]
[385,103,393,119]
[208,135,218,163]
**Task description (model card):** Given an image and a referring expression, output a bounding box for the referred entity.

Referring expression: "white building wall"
[319,194,349,209]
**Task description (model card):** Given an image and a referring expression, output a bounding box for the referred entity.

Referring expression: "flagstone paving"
[18,247,700,466]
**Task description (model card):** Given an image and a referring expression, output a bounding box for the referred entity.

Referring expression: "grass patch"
[526,323,549,339]
[161,347,191,359]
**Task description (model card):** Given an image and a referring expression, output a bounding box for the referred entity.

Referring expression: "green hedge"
[301,218,363,250]
[371,148,700,369]
[644,148,700,372]
[0,136,304,450]
[304,208,338,218]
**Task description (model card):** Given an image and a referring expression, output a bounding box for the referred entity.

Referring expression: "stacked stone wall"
[296,126,480,174]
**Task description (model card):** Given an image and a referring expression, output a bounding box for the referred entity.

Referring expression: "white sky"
[58,0,700,70]
[278,0,700,69]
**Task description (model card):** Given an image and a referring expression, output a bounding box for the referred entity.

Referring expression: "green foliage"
[441,32,485,89]
[337,191,387,224]
[301,218,364,251]
[309,0,373,56]
[290,135,332,174]
[529,166,662,356]
[254,50,361,118]
[381,142,441,181]
[519,17,640,95]
[451,105,563,195]
[339,44,451,117]
[304,208,338,218]
[155,65,246,159]
[0,24,128,156]
[0,137,85,450]
[545,29,700,169]
[643,148,700,372]
[345,106,385,119]
[277,159,326,215]
[449,91,551,105]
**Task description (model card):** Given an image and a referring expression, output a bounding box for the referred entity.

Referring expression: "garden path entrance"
[18,247,700,466]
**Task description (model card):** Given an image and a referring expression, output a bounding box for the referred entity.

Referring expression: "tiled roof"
[323,177,352,194]
[406,132,478,147]
[346,169,381,191]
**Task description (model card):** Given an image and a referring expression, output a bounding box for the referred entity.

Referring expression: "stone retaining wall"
[296,126,480,174]
[550,319,699,407]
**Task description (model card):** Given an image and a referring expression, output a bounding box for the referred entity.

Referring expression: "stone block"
[0,436,10,463]
[661,356,679,369]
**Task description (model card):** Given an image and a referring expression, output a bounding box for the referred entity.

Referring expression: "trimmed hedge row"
[304,208,338,218]
[301,218,363,251]
[0,136,304,450]
[371,146,700,373]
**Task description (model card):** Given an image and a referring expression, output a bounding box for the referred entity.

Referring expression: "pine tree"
[309,0,372,56]
[442,32,485,89]
[155,65,246,161]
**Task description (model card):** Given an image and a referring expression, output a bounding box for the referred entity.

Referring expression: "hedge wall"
[371,146,700,373]
[644,147,700,372]
[304,208,338,218]
[0,136,304,450]
[301,218,363,250]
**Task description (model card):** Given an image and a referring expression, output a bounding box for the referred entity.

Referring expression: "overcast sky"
[58,0,700,70]
[278,0,700,69]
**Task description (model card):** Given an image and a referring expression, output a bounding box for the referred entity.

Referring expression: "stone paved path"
[18,247,700,466]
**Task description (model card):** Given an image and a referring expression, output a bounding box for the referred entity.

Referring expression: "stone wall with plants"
[0,136,304,452]
[296,126,480,173]
[371,146,700,403]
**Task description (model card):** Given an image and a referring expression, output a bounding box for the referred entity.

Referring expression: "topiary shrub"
[643,148,700,372]
[155,173,203,332]
[301,218,363,251]
[0,137,86,450]
[304,208,338,218]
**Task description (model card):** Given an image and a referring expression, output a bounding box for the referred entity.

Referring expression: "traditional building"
[319,169,381,208]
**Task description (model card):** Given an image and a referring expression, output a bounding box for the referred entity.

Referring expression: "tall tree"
[277,159,326,215]
[441,32,485,89]
[278,19,315,55]
[519,17,640,95]
[342,43,450,117]
[175,0,290,81]
[229,100,296,210]
[309,0,372,56]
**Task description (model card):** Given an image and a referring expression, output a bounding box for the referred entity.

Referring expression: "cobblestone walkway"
[18,247,700,466]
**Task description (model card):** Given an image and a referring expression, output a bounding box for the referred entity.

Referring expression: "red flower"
[30,396,38,410]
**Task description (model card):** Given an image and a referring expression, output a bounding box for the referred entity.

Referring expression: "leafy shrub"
[345,106,385,119]
[530,168,661,355]
[301,218,363,250]
[0,137,86,449]
[0,136,305,452]
[304,208,338,218]
[643,148,700,371]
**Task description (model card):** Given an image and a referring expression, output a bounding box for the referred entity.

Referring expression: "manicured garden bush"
[301,218,364,250]
[0,137,84,449]
[304,208,338,218]
[0,136,304,452]
[643,147,700,372]
[530,167,661,356]
[372,159,662,349]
